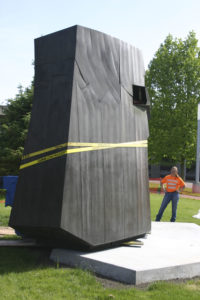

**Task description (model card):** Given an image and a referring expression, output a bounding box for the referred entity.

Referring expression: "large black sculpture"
[9,25,151,249]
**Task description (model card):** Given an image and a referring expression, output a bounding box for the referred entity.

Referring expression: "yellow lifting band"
[20,140,148,170]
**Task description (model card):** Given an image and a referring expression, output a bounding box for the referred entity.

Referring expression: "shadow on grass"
[0,247,55,275]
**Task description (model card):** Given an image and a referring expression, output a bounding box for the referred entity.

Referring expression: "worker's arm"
[161,183,166,192]
[178,177,186,193]
[160,177,167,192]
[179,184,185,193]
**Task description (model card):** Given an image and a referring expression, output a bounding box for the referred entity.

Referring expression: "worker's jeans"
[155,191,179,222]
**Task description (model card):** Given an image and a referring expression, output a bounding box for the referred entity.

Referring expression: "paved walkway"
[150,190,200,200]
[0,227,38,247]
[0,239,37,247]
[180,194,200,200]
[0,227,15,236]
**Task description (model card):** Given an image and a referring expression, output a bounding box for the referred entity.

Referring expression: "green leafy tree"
[146,31,200,178]
[0,85,33,175]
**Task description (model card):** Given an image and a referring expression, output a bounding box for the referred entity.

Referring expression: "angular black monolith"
[9,25,151,249]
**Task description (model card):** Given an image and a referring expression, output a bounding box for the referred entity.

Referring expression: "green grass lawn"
[0,247,200,300]
[0,202,11,226]
[0,194,200,300]
[151,193,200,225]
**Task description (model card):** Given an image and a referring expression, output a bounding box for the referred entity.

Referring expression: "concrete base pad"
[50,222,200,285]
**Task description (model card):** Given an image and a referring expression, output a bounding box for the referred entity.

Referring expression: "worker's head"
[171,166,178,177]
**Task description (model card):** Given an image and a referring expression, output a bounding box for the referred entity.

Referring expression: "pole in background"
[195,103,200,183]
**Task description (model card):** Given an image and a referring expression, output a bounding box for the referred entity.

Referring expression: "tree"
[0,85,33,175]
[146,31,200,178]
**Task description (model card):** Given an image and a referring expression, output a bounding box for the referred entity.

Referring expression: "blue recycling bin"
[2,176,21,236]
[3,176,18,207]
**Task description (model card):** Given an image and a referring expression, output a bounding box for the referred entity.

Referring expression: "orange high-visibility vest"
[161,175,185,192]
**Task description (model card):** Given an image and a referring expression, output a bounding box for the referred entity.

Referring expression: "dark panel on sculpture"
[10,26,77,231]
[9,25,151,249]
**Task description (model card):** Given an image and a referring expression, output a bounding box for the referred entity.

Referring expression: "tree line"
[0,85,33,175]
[1,32,200,177]
[146,31,200,177]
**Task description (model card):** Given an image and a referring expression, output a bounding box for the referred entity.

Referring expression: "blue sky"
[1,0,200,104]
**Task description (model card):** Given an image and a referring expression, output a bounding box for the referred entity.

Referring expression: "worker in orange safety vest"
[155,166,185,222]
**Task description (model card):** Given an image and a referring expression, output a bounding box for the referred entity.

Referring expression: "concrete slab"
[50,222,200,285]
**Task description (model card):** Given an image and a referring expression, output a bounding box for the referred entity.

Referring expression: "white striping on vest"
[167,179,178,183]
